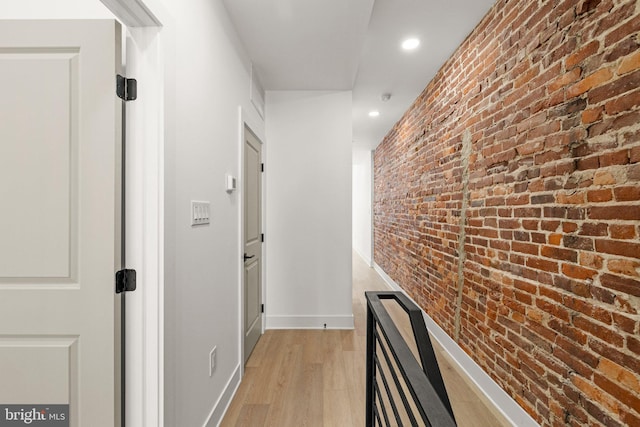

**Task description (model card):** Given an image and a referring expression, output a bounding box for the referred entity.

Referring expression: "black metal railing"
[365,291,456,427]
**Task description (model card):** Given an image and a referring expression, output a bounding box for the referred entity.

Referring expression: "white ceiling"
[222,0,496,150]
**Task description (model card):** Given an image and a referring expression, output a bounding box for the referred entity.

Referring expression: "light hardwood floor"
[221,252,512,426]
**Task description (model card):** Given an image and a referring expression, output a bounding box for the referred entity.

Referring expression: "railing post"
[365,294,375,427]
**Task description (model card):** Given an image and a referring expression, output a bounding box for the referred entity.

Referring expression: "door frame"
[238,107,266,373]
[101,1,168,426]
[3,1,168,425]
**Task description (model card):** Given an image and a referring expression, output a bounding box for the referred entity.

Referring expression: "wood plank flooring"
[221,253,512,426]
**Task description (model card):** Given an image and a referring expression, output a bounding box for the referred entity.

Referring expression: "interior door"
[243,126,263,363]
[0,20,122,426]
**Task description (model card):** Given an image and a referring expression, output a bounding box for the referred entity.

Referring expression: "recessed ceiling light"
[402,38,420,51]
[369,110,380,117]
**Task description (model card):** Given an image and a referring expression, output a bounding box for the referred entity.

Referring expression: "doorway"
[0,2,165,424]
[243,125,263,363]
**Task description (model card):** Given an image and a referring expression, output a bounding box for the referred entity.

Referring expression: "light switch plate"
[191,201,210,226]
[225,174,237,192]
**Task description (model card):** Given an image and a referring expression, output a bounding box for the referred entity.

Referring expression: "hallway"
[221,253,511,426]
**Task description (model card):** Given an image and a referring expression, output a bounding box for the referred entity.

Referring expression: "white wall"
[265,91,353,329]
[352,148,373,265]
[2,1,261,425]
[156,1,265,426]
[0,0,113,18]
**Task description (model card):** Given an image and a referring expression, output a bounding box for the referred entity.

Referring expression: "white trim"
[266,315,354,330]
[238,107,266,375]
[100,0,161,27]
[237,109,244,378]
[353,246,372,267]
[373,262,539,427]
[122,25,164,427]
[203,364,241,427]
[98,1,166,426]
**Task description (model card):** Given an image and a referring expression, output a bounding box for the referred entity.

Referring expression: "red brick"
[618,50,640,74]
[555,335,598,368]
[512,241,539,255]
[605,89,640,116]
[604,35,640,64]
[594,373,640,414]
[589,70,640,104]
[604,13,640,47]
[574,316,623,347]
[582,106,603,124]
[541,245,578,262]
[563,235,594,250]
[607,259,640,277]
[587,189,612,202]
[599,150,629,167]
[614,186,640,201]
[589,205,640,220]
[579,222,608,237]
[600,273,640,297]
[596,239,640,258]
[588,110,640,137]
[576,155,600,170]
[542,220,561,231]
[562,263,597,280]
[567,68,614,98]
[527,257,559,273]
[576,0,600,15]
[589,337,640,374]
[609,224,636,239]
[548,233,562,245]
[622,411,640,427]
[549,67,582,92]
[612,313,637,334]
[564,295,613,324]
[579,252,603,269]
[566,41,599,69]
[629,336,640,356]
[516,140,544,156]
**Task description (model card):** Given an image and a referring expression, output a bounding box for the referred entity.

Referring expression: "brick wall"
[373,1,640,426]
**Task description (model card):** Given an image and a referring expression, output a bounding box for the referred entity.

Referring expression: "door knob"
[243,253,255,261]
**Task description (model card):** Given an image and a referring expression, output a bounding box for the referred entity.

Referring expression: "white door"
[243,127,263,363]
[0,20,122,426]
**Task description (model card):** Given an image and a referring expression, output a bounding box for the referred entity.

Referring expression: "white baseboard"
[353,246,372,266]
[373,262,539,427]
[203,363,241,427]
[266,314,354,329]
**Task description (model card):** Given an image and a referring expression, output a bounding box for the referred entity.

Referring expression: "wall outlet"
[209,346,217,377]
[191,201,210,226]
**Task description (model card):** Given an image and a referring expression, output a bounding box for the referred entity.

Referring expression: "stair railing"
[365,291,457,427]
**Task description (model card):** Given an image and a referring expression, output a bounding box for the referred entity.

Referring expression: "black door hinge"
[261,233,264,243]
[261,304,264,313]
[117,75,137,101]
[261,163,264,172]
[115,269,137,294]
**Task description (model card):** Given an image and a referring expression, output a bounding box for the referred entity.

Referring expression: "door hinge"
[261,304,264,313]
[115,269,137,294]
[261,163,264,172]
[116,75,137,101]
[261,233,264,243]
